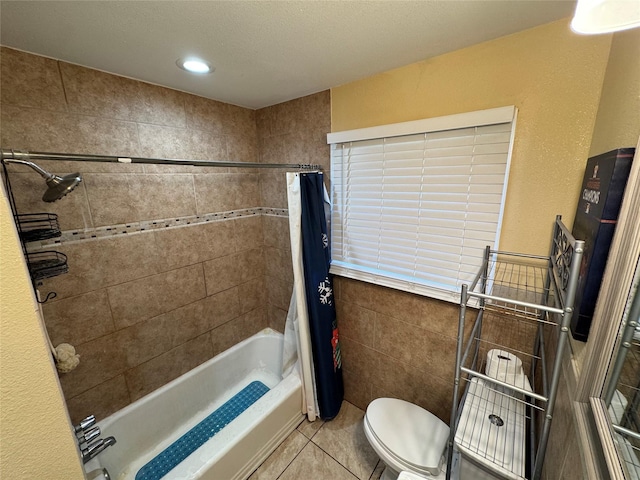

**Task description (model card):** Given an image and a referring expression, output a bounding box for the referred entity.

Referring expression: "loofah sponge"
[55,343,80,373]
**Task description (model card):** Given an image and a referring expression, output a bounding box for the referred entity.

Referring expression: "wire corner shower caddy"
[446,215,584,480]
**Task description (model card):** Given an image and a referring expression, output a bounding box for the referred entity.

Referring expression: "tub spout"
[82,436,117,464]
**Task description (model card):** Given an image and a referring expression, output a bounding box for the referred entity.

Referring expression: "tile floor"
[249,401,385,480]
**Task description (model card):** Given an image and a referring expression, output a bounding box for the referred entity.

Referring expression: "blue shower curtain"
[299,172,343,420]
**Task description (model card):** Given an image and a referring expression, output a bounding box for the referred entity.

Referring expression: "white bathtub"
[84,328,304,480]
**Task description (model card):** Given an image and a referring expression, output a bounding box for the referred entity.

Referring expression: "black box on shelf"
[571,147,635,342]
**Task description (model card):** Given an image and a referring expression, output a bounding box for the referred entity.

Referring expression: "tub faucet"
[74,414,117,464]
[79,426,101,445]
[81,436,117,464]
[74,414,96,434]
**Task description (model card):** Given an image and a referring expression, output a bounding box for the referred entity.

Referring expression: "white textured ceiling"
[0,1,576,109]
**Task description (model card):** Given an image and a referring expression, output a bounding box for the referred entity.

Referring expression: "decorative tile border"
[260,208,288,217]
[28,207,289,250]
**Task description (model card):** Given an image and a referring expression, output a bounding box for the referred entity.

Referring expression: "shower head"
[43,172,83,202]
[2,158,82,202]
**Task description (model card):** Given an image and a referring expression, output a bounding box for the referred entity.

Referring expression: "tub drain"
[488,414,504,427]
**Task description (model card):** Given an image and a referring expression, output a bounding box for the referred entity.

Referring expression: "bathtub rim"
[84,327,303,480]
[97,327,286,430]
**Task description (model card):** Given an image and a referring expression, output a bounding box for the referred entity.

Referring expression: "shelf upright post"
[528,220,558,478]
[604,285,640,406]
[532,231,584,479]
[472,246,490,371]
[446,283,468,480]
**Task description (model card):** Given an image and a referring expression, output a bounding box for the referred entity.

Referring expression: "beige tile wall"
[334,277,462,423]
[42,222,270,419]
[256,91,331,331]
[0,46,268,423]
[1,47,258,231]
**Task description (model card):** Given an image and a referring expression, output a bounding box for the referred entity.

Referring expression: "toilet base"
[379,464,447,480]
[381,466,398,480]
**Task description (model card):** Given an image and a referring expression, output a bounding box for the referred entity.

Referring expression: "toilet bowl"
[364,398,450,480]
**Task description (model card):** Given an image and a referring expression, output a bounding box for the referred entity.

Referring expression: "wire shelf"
[615,429,640,480]
[455,377,531,480]
[470,254,558,324]
[26,250,68,281]
[16,213,62,242]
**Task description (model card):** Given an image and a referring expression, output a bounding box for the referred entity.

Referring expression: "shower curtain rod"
[0,149,322,170]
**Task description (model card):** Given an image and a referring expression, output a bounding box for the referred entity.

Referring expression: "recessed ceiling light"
[176,57,214,74]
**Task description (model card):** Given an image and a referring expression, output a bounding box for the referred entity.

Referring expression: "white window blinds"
[328,107,516,303]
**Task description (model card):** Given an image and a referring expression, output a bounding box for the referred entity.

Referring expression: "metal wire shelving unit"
[447,216,584,480]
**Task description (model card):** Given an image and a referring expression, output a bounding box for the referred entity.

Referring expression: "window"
[328,106,517,303]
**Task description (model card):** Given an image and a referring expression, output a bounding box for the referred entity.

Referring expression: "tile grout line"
[191,172,199,217]
[307,421,367,480]
[79,177,96,230]
[49,264,243,348]
[103,285,118,346]
[56,60,70,109]
[44,244,264,335]
[273,430,312,480]
[309,439,361,479]
[71,289,250,400]
[368,460,382,480]
[126,330,214,402]
[270,416,370,480]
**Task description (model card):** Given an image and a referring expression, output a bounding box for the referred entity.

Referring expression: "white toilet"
[363,398,450,480]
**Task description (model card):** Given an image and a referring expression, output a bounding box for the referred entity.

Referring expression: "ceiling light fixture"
[176,57,214,74]
[571,0,640,34]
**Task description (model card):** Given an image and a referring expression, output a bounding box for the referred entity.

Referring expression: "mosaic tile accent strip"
[27,208,289,250]
[135,380,270,480]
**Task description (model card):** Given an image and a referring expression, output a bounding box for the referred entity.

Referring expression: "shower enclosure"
[1,146,321,479]
[0,60,333,431]
[0,48,331,479]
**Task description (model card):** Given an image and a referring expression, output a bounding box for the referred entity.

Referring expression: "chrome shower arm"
[2,155,82,202]
[2,158,55,180]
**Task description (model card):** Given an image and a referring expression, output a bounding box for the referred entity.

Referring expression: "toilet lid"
[365,398,450,472]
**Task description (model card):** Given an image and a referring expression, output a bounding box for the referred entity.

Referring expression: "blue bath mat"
[135,380,270,480]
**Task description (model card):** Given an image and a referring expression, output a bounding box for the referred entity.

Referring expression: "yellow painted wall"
[0,184,85,478]
[331,19,613,255]
[571,27,640,371]
[588,27,640,157]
